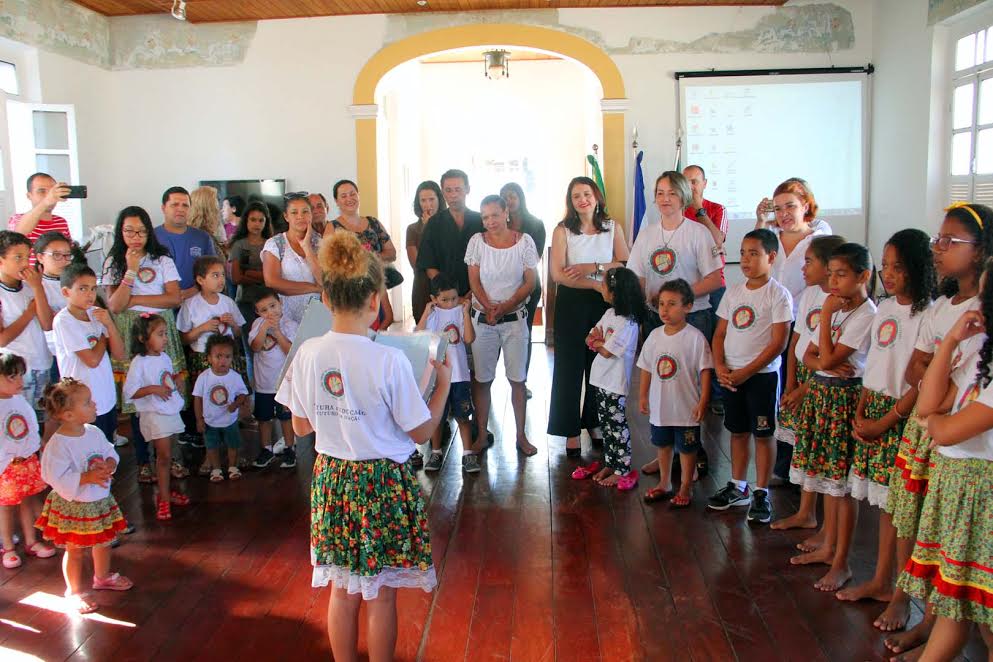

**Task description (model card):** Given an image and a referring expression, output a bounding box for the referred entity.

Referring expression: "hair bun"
[319,231,370,281]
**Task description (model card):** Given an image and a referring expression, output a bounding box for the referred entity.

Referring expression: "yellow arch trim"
[353,23,627,224]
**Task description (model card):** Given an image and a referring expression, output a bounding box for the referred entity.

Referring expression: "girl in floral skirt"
[36,378,132,614]
[897,278,993,661]
[878,203,992,658]
[834,230,935,618]
[788,243,876,592]
[278,231,450,658]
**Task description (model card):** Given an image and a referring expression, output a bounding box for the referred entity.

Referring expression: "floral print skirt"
[788,374,861,497]
[0,455,47,506]
[310,453,436,600]
[775,364,810,446]
[36,492,126,549]
[849,389,905,507]
[898,455,993,627]
[883,412,930,539]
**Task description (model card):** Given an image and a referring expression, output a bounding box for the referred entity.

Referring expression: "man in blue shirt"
[154,186,216,301]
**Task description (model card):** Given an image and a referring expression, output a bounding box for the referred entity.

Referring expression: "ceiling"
[72,0,787,23]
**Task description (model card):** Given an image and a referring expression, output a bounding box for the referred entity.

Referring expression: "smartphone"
[65,185,87,199]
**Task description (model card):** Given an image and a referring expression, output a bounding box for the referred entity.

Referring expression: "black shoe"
[253,448,276,469]
[177,432,194,446]
[707,482,750,510]
[190,434,205,449]
[747,489,773,524]
[591,437,604,450]
[123,523,136,535]
[279,448,297,469]
[696,448,710,479]
[409,450,424,469]
[566,446,581,458]
[526,388,533,400]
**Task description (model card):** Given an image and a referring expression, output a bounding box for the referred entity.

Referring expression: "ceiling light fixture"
[171,0,187,21]
[416,0,427,5]
[483,49,509,80]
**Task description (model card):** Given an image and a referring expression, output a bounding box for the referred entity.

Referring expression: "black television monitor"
[199,179,286,222]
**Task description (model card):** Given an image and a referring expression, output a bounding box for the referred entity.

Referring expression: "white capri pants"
[470,314,529,383]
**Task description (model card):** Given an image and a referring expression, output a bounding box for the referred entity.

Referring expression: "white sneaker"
[113,433,129,447]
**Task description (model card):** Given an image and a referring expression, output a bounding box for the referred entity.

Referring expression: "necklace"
[660,219,685,251]
[831,298,869,335]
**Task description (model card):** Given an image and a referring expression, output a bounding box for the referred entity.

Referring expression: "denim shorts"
[650,425,701,454]
[442,381,473,423]
[204,422,241,450]
[253,392,291,422]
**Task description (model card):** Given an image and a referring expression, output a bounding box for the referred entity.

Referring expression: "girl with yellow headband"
[880,202,993,658]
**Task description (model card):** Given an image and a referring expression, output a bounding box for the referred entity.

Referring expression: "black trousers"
[547,285,608,438]
[524,280,542,377]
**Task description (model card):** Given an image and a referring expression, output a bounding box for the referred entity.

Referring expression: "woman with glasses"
[754,179,832,315]
[102,206,187,485]
[261,193,322,325]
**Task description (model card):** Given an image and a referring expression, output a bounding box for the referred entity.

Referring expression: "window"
[950,25,993,207]
[0,61,16,96]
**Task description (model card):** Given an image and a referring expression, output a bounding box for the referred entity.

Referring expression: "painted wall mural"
[0,0,111,67]
[929,0,987,25]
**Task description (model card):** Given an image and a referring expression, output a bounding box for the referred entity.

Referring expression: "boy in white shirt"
[0,232,54,434]
[35,232,72,371]
[416,273,477,472]
[52,264,126,445]
[193,335,249,482]
[248,289,299,471]
[709,229,793,524]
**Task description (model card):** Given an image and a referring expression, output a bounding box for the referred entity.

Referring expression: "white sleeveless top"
[565,221,615,283]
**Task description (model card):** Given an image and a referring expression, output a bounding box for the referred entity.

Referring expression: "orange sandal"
[169,491,190,506]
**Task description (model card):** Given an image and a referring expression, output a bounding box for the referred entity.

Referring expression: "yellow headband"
[946,201,984,229]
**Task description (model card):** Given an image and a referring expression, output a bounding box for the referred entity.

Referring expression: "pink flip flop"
[571,461,603,480]
[616,470,639,492]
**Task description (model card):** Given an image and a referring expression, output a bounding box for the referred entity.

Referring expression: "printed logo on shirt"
[209,384,229,406]
[443,323,461,345]
[805,307,822,334]
[650,248,677,276]
[86,334,99,349]
[159,370,176,391]
[656,354,678,381]
[322,369,345,398]
[604,327,615,343]
[4,412,28,441]
[731,305,756,330]
[935,335,966,370]
[958,382,981,411]
[85,453,106,471]
[876,318,899,348]
[190,247,203,258]
[217,321,228,335]
[137,267,156,284]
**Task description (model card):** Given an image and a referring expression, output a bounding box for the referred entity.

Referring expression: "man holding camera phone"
[7,172,74,265]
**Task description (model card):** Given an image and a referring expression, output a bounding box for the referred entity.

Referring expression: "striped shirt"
[7,213,71,266]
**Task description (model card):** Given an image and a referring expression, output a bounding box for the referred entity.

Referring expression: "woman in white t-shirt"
[465,195,538,457]
[102,206,186,485]
[279,232,450,660]
[261,194,322,325]
[898,304,993,659]
[754,178,833,311]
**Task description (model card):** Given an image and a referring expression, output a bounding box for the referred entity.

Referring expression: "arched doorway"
[350,24,628,225]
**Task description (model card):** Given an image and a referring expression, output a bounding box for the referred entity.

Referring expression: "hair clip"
[946,201,984,229]
[139,312,152,319]
[284,191,310,201]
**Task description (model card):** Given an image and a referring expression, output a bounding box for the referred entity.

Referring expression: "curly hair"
[604,267,645,324]
[106,206,172,285]
[659,278,695,307]
[977,258,993,388]
[43,378,88,420]
[319,231,384,312]
[885,229,937,317]
[188,186,221,239]
[205,333,237,357]
[130,313,166,357]
[938,203,993,297]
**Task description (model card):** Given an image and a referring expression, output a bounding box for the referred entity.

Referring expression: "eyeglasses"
[122,229,148,238]
[41,251,73,262]
[930,234,978,251]
[284,191,310,201]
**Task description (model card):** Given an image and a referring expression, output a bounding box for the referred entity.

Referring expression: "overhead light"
[483,50,509,80]
[171,0,187,20]
[417,0,427,5]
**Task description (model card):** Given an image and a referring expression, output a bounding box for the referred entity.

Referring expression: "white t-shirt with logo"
[177,292,246,353]
[192,368,248,428]
[0,282,52,371]
[589,308,640,396]
[123,353,185,416]
[101,254,180,313]
[915,295,983,370]
[637,324,714,427]
[0,394,40,475]
[278,331,430,464]
[771,219,832,312]
[793,286,828,362]
[52,308,116,416]
[862,297,929,398]
[716,279,794,373]
[815,300,877,378]
[41,424,119,503]
[629,219,723,313]
[423,306,470,383]
[42,275,66,355]
[939,344,993,460]
[248,316,300,394]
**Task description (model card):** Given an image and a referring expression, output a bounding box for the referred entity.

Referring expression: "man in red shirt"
[7,172,72,265]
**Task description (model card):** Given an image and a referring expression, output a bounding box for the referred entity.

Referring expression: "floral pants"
[594,386,631,475]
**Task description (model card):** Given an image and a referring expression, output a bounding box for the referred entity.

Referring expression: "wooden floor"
[1,345,989,662]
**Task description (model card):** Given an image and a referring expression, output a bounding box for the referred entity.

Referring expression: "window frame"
[949,20,993,207]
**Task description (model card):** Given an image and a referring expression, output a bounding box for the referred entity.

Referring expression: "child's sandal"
[670,494,692,509]
[209,469,224,483]
[24,541,56,559]
[169,491,190,506]
[170,461,190,479]
[66,592,99,614]
[227,466,242,481]
[643,486,675,503]
[92,572,134,591]
[571,461,603,480]
[2,548,22,569]
[156,500,172,521]
[616,470,639,492]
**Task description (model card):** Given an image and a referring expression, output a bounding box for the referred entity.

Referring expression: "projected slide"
[680,78,864,237]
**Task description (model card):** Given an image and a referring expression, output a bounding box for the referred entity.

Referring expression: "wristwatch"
[695,207,708,218]
[596,262,606,275]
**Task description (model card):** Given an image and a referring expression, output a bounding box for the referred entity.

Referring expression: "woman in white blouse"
[754,178,833,313]
[465,195,539,458]
[262,193,323,325]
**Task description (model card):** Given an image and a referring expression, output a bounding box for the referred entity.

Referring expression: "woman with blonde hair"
[188,186,228,251]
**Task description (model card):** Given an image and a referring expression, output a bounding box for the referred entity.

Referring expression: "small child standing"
[0,231,54,434]
[35,232,73,378]
[637,279,713,506]
[572,267,643,489]
[193,335,249,482]
[415,273,476,473]
[248,288,299,471]
[123,314,191,520]
[35,379,132,614]
[177,255,247,384]
[0,352,56,568]
[52,264,127,447]
[709,229,793,523]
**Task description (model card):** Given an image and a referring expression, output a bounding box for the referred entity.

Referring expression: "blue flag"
[633,150,646,240]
